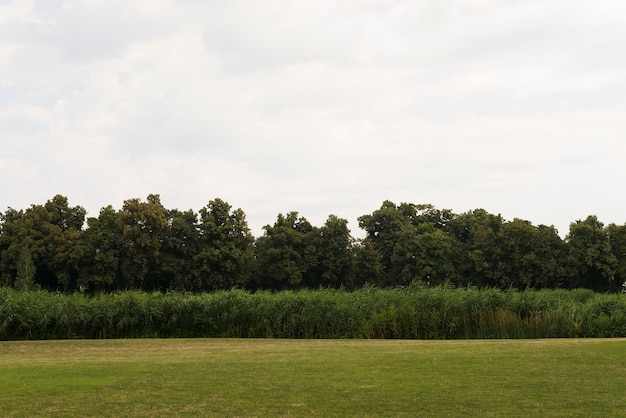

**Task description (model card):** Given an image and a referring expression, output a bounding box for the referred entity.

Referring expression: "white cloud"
[1,0,626,237]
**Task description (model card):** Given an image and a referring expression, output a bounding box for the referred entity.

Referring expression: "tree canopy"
[1,195,625,293]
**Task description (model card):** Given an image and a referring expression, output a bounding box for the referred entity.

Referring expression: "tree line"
[1,194,625,293]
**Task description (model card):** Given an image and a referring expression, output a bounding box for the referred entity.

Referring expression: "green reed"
[1,286,625,340]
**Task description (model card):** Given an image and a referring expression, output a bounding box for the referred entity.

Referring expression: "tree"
[0,207,24,287]
[565,216,617,292]
[358,200,412,281]
[607,223,626,292]
[160,208,201,291]
[0,196,85,291]
[447,208,504,287]
[44,194,86,231]
[358,201,459,287]
[13,203,56,289]
[304,215,354,288]
[397,202,455,231]
[40,195,86,290]
[117,195,168,290]
[79,205,121,291]
[492,219,566,289]
[533,225,568,288]
[253,212,316,290]
[14,247,37,291]
[391,223,459,286]
[352,238,383,288]
[193,199,254,290]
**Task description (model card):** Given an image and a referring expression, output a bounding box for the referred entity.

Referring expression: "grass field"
[1,338,625,417]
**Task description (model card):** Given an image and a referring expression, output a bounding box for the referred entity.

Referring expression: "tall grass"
[1,286,625,340]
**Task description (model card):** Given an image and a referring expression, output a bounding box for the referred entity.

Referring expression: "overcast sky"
[2,0,625,237]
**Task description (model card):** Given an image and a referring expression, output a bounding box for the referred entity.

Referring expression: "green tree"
[397,202,455,231]
[14,203,55,289]
[45,194,86,231]
[14,247,37,291]
[160,208,201,291]
[358,201,459,287]
[358,201,410,281]
[565,216,617,292]
[0,196,85,291]
[352,238,383,288]
[78,205,121,291]
[0,208,24,287]
[391,223,459,286]
[117,195,168,290]
[492,219,566,289]
[447,208,504,287]
[607,223,626,292]
[304,215,354,288]
[253,212,315,290]
[533,224,568,288]
[193,199,254,290]
[46,196,87,290]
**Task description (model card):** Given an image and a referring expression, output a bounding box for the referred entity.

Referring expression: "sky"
[2,0,626,238]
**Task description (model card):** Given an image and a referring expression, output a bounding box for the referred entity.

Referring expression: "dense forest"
[1,194,625,293]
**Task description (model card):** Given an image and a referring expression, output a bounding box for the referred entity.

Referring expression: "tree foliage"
[194,199,254,290]
[565,216,618,292]
[253,212,315,290]
[1,196,625,292]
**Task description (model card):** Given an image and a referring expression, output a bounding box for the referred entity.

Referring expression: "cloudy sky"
[2,0,625,237]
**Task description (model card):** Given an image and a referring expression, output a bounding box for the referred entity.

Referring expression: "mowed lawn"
[1,338,625,417]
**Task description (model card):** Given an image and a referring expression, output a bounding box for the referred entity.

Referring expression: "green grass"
[1,339,625,417]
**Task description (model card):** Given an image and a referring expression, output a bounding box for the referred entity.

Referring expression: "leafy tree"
[79,205,121,291]
[14,204,56,288]
[358,201,412,280]
[14,247,37,291]
[303,215,354,288]
[253,212,316,290]
[160,208,201,291]
[45,194,86,231]
[193,199,254,290]
[607,223,626,292]
[392,223,459,286]
[117,195,168,290]
[359,201,459,287]
[397,202,455,231]
[532,225,568,288]
[492,219,566,289]
[352,238,383,288]
[0,208,24,287]
[565,216,617,292]
[0,196,85,291]
[41,196,87,290]
[447,208,504,287]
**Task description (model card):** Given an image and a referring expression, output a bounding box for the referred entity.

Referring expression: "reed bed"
[1,286,625,340]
